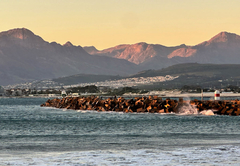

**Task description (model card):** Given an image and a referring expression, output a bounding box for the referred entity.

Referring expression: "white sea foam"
[177,99,216,116]
[178,104,198,115]
[200,110,215,116]
[1,145,240,166]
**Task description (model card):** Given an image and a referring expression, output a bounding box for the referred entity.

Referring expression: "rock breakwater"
[41,96,240,116]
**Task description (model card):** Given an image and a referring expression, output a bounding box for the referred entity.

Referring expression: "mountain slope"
[83,46,99,54]
[2,28,240,86]
[0,28,139,85]
[131,63,240,89]
[131,63,240,78]
[52,74,122,85]
[84,42,186,64]
[140,32,240,70]
[85,31,240,70]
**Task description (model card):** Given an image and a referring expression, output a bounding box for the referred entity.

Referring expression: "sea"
[1,97,240,166]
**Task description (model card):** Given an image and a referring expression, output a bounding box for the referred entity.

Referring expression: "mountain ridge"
[1,28,240,86]
[0,28,139,85]
[84,31,240,68]
[84,42,185,64]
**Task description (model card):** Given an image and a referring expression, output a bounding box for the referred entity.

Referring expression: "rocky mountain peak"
[0,28,37,40]
[135,42,147,46]
[0,28,47,48]
[63,41,74,47]
[208,31,240,43]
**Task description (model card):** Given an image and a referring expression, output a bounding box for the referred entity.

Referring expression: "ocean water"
[0,98,240,165]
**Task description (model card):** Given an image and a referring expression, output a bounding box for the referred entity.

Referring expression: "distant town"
[1,75,240,98]
[3,75,178,90]
[0,75,178,97]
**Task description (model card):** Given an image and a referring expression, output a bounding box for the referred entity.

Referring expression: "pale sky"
[1,0,239,50]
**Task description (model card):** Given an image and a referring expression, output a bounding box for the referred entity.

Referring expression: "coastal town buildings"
[1,74,240,97]
[62,75,179,89]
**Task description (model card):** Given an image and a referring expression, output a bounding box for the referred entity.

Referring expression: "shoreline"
[1,92,240,99]
[121,92,240,99]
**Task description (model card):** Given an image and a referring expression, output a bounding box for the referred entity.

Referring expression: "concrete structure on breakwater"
[41,96,240,116]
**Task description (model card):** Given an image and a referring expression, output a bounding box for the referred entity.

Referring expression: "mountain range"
[84,31,240,70]
[1,28,240,86]
[0,28,139,85]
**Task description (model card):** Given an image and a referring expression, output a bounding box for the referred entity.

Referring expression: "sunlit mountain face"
[84,31,240,70]
[1,28,240,86]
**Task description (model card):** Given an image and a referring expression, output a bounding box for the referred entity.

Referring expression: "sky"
[1,0,239,50]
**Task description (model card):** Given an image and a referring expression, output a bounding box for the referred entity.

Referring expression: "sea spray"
[178,103,198,115]
[177,98,198,115]
[199,110,215,116]
[177,101,215,115]
[177,97,215,115]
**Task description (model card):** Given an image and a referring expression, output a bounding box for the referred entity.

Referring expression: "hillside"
[131,63,240,89]
[85,31,240,70]
[52,74,122,85]
[84,43,184,64]
[131,63,240,77]
[0,28,139,85]
[2,28,240,86]
[53,63,240,88]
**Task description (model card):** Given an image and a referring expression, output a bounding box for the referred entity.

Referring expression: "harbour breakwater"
[41,96,240,116]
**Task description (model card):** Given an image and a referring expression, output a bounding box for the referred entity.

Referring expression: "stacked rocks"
[190,99,240,116]
[41,96,240,116]
[41,96,178,113]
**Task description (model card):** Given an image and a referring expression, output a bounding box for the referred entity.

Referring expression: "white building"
[61,90,67,97]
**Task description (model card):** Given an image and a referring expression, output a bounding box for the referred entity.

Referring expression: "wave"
[1,145,240,165]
